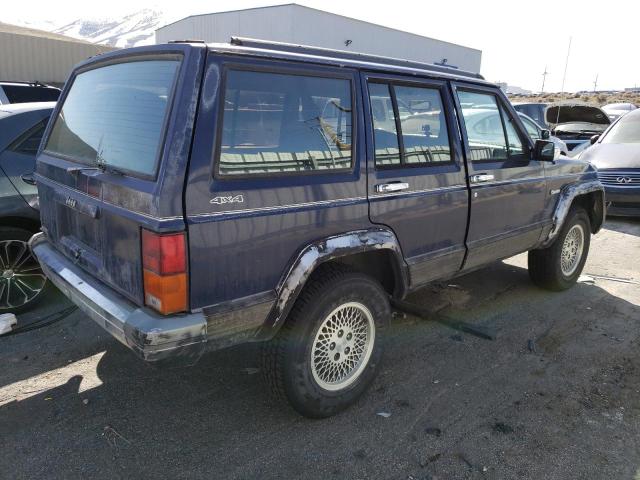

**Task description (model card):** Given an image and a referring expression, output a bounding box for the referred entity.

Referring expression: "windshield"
[601,112,640,144]
[44,58,180,177]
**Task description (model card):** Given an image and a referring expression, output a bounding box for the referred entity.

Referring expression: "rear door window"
[369,82,452,168]
[394,85,452,165]
[369,83,401,167]
[44,58,180,178]
[218,70,353,176]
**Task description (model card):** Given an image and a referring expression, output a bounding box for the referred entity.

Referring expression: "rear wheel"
[0,227,48,313]
[528,207,591,291]
[262,265,390,418]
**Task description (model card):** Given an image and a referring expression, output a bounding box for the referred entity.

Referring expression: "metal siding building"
[0,23,114,86]
[156,4,482,73]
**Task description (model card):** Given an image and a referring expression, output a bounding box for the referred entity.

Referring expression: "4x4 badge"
[210,194,244,205]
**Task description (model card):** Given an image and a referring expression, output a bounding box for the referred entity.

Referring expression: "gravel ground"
[1,219,639,480]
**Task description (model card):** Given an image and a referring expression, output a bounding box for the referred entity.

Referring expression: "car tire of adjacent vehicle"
[528,207,591,291]
[0,227,49,313]
[262,264,390,418]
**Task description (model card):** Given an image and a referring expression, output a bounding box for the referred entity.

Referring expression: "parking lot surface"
[1,219,639,480]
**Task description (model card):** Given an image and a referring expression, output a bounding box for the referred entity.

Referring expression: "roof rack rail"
[230,36,483,80]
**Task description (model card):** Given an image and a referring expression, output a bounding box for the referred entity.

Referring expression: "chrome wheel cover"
[561,224,585,277]
[0,239,47,310]
[310,302,375,391]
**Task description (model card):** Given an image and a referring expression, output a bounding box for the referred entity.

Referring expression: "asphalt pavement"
[1,219,639,479]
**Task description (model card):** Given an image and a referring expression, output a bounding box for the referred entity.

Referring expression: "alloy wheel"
[0,239,47,310]
[310,302,376,391]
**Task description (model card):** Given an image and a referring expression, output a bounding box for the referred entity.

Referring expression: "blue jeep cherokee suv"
[29,38,605,417]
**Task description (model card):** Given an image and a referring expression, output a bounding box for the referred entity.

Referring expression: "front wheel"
[262,265,390,418]
[528,207,591,291]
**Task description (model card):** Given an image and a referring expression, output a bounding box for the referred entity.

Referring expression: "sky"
[3,0,639,93]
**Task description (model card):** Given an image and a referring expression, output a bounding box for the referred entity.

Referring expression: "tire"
[0,227,49,313]
[262,264,390,418]
[528,207,591,291]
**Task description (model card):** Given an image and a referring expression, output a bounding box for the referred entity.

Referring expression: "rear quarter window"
[44,57,181,178]
[217,69,353,177]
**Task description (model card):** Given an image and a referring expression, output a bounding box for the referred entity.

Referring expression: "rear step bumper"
[29,232,207,363]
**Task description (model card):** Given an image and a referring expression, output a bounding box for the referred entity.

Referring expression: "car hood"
[580,143,640,169]
[546,103,611,129]
[551,122,609,134]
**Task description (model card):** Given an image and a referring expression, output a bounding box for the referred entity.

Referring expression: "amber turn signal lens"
[143,270,188,315]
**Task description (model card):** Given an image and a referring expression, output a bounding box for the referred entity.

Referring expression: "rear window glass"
[2,85,60,103]
[218,70,353,176]
[10,121,48,155]
[45,58,180,177]
[513,104,546,127]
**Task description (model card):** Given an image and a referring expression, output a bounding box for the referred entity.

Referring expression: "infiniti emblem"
[616,177,632,184]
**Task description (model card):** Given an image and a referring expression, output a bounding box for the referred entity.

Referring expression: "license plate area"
[54,196,103,273]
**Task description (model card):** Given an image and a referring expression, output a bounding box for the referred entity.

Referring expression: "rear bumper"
[605,187,640,217]
[29,232,207,363]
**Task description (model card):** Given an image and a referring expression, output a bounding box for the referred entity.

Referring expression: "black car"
[581,108,640,216]
[0,102,55,311]
[513,102,548,129]
[0,81,60,105]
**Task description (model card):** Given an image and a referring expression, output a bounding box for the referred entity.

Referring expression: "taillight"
[142,229,188,315]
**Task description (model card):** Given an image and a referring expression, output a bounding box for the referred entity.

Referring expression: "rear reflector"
[142,229,188,315]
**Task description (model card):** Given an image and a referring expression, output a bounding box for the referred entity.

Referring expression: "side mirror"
[534,139,555,161]
[590,134,600,145]
[541,129,551,140]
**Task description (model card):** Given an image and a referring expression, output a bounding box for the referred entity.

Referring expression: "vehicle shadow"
[2,261,640,479]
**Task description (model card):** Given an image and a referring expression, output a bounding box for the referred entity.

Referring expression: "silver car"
[602,102,637,122]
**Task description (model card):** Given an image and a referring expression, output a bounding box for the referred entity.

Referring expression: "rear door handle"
[375,182,410,193]
[21,172,36,185]
[469,173,495,183]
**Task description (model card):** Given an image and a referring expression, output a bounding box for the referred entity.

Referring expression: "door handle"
[21,172,36,185]
[375,182,410,193]
[469,173,495,183]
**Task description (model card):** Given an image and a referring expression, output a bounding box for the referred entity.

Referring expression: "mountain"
[50,9,170,48]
